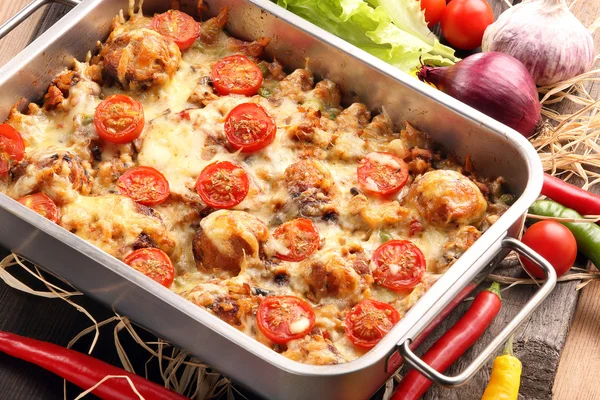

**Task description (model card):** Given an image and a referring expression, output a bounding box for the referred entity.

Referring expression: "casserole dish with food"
[0,0,555,399]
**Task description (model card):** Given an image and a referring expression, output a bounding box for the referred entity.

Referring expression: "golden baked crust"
[0,6,508,364]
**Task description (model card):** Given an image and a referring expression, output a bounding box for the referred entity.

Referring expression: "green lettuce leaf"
[275,0,458,73]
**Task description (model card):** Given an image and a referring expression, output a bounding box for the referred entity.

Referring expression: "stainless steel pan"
[0,1,556,399]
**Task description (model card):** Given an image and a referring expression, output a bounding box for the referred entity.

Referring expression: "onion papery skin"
[418,52,541,137]
[482,0,594,86]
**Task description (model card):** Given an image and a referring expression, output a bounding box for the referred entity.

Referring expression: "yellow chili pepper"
[481,336,522,400]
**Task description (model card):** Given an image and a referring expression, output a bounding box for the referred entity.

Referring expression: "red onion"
[417,52,541,137]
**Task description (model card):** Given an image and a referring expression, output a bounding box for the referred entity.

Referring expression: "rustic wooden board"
[0,0,598,399]
[420,261,580,400]
[420,1,600,399]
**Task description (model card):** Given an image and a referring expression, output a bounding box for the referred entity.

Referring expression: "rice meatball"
[281,335,346,365]
[283,160,338,219]
[8,149,92,202]
[406,170,487,228]
[184,281,258,329]
[302,250,364,302]
[193,210,269,275]
[101,28,181,90]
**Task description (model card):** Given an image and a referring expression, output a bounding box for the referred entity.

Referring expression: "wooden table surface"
[0,1,598,399]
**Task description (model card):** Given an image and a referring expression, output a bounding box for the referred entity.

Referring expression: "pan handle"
[397,237,557,387]
[0,0,82,41]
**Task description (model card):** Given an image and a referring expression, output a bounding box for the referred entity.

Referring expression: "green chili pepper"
[379,231,392,243]
[81,115,94,125]
[258,63,270,78]
[258,87,272,98]
[303,98,323,111]
[498,193,515,206]
[529,200,600,268]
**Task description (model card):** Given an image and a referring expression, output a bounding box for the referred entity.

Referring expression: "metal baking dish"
[0,0,556,398]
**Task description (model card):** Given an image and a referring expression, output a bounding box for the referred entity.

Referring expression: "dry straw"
[0,254,235,400]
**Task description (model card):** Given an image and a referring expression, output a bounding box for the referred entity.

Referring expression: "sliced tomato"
[211,55,263,96]
[224,103,276,152]
[357,152,409,195]
[345,299,400,349]
[151,10,200,51]
[123,248,175,288]
[195,161,249,209]
[94,94,144,144]
[372,240,426,292]
[273,218,320,262]
[16,193,59,223]
[257,296,315,344]
[117,166,170,206]
[0,124,25,175]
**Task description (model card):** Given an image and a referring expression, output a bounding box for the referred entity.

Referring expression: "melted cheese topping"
[0,8,506,365]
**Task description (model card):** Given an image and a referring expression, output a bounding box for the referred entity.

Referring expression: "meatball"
[283,160,338,219]
[188,76,218,106]
[286,108,333,148]
[440,225,482,272]
[59,195,175,258]
[8,149,92,202]
[302,250,363,302]
[184,281,258,329]
[346,194,409,230]
[335,103,370,133]
[198,7,228,44]
[275,69,314,103]
[405,170,487,228]
[310,80,341,111]
[101,28,181,90]
[281,335,346,365]
[193,210,269,275]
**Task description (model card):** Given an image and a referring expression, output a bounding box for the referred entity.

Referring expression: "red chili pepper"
[409,283,476,351]
[391,282,502,400]
[0,330,188,400]
[542,173,600,216]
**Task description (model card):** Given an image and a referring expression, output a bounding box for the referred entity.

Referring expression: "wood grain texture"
[420,260,580,400]
[420,0,600,399]
[551,1,600,399]
[0,0,599,399]
[554,281,600,400]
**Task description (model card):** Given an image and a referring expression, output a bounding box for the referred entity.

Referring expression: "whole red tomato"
[420,0,446,28]
[441,0,494,50]
[519,221,577,279]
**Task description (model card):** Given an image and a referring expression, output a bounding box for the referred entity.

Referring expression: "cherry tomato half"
[151,10,200,51]
[94,94,145,144]
[421,0,446,28]
[344,299,400,349]
[195,161,249,209]
[211,55,263,96]
[441,0,494,50]
[117,166,170,206]
[16,193,59,223]
[372,240,426,292]
[519,220,577,279]
[123,248,175,288]
[357,152,409,196]
[0,124,25,175]
[273,218,320,262]
[224,103,276,153]
[257,296,315,344]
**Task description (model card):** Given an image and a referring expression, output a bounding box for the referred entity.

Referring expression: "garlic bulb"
[482,0,594,86]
